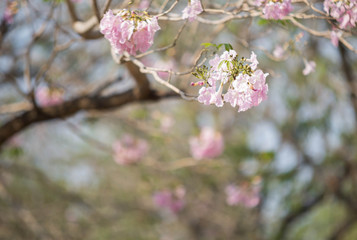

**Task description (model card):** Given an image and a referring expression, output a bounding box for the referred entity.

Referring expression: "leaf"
[224,43,233,51]
[201,42,213,48]
[218,60,226,69]
[257,18,269,26]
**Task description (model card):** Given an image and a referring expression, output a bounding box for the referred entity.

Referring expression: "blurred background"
[1,0,357,239]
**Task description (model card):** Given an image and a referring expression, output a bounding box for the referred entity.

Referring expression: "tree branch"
[0,88,178,147]
[339,44,357,126]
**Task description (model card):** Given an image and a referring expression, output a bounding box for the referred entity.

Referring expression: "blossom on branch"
[254,0,293,20]
[192,49,269,112]
[100,9,160,55]
[182,0,203,22]
[324,0,357,29]
[112,135,148,165]
[189,127,224,160]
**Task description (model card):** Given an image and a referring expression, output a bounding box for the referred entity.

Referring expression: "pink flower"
[192,50,269,112]
[302,59,316,76]
[330,28,342,47]
[255,0,293,20]
[182,0,203,22]
[224,70,269,112]
[324,0,357,29]
[189,127,224,160]
[112,135,148,165]
[100,10,160,55]
[35,86,64,107]
[247,51,258,70]
[225,182,260,208]
[197,86,217,105]
[273,45,285,59]
[153,187,186,213]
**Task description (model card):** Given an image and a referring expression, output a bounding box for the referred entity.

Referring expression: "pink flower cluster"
[153,187,186,214]
[189,127,224,160]
[35,86,64,107]
[100,10,160,55]
[112,135,148,165]
[225,182,261,208]
[182,0,203,22]
[193,50,268,112]
[254,0,293,20]
[324,0,357,29]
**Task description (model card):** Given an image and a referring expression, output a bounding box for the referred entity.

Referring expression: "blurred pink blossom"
[254,0,293,20]
[225,181,261,208]
[160,115,175,133]
[138,0,150,9]
[153,186,186,213]
[182,0,203,22]
[189,127,224,160]
[330,28,342,47]
[302,59,316,76]
[35,86,64,107]
[324,0,357,29]
[112,135,148,165]
[100,9,160,55]
[3,1,18,24]
[273,45,285,59]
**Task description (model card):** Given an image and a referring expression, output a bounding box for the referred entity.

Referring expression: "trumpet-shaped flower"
[324,0,357,29]
[254,0,293,20]
[182,0,203,22]
[100,9,160,55]
[192,49,269,112]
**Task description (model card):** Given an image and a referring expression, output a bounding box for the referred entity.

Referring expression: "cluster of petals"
[35,86,64,107]
[153,187,186,214]
[112,135,148,165]
[225,182,260,208]
[195,50,268,112]
[254,0,293,20]
[182,0,203,22]
[100,9,160,55]
[189,127,224,160]
[324,0,357,29]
